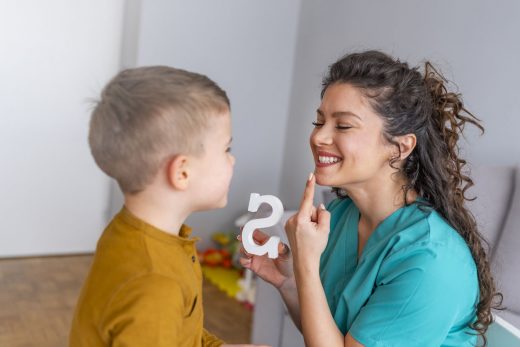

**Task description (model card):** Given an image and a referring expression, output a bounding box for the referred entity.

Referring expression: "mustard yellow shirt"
[70,207,224,347]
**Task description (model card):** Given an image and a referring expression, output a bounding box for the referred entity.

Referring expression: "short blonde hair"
[88,66,230,194]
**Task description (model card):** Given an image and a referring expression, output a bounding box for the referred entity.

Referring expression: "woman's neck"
[343,174,417,234]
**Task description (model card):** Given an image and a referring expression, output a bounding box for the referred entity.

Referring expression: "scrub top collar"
[352,198,425,264]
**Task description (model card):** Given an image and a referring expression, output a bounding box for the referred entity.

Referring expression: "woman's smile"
[315,150,343,167]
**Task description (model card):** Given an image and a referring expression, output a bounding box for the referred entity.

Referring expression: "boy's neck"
[123,191,190,237]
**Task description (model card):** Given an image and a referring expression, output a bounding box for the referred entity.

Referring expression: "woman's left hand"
[285,172,331,274]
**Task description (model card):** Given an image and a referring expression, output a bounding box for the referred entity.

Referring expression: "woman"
[240,51,501,346]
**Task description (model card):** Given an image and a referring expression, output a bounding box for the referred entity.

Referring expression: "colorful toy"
[199,248,232,268]
[199,228,258,308]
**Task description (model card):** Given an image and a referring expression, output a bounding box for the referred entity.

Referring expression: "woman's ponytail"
[423,63,502,345]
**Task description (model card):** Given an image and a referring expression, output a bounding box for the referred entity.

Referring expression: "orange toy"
[199,249,232,268]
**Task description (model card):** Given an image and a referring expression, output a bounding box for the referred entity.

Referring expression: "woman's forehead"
[319,85,375,120]
[322,83,368,104]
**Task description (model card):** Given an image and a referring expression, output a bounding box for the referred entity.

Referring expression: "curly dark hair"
[322,50,502,345]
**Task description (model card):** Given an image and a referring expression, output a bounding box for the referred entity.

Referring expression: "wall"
[4,0,517,256]
[0,0,125,256]
[279,0,520,209]
[132,0,301,249]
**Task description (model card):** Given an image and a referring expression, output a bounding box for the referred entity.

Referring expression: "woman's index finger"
[299,172,316,214]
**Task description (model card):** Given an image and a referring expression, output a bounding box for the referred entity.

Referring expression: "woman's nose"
[311,126,333,146]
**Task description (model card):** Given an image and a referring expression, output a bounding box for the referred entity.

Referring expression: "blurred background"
[1,0,519,257]
[1,0,519,345]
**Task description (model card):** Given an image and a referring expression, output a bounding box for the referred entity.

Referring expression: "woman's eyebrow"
[316,109,362,121]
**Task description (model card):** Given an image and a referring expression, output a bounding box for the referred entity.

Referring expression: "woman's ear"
[396,133,417,160]
[166,155,190,190]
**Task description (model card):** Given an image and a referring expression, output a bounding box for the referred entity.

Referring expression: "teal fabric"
[320,198,479,347]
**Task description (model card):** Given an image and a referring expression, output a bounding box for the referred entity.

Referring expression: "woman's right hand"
[238,229,294,289]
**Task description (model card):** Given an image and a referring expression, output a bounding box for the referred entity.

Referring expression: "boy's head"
[89,66,233,206]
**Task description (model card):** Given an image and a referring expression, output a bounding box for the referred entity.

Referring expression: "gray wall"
[279,0,520,209]
[5,0,517,256]
[132,0,301,249]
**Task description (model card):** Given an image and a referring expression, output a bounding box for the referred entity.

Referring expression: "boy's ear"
[166,155,190,190]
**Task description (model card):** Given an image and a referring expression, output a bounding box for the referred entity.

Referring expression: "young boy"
[70,66,240,346]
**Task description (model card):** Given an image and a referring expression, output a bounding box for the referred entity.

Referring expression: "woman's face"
[310,83,396,189]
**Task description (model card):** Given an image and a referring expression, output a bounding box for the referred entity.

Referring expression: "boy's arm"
[202,328,225,347]
[100,274,184,346]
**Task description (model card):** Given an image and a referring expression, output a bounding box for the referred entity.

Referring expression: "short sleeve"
[202,328,225,347]
[348,247,477,347]
[100,274,185,346]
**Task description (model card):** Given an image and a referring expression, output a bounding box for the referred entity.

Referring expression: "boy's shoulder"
[95,208,199,281]
[72,209,201,336]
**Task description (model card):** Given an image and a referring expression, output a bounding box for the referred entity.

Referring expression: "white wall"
[279,0,520,209]
[132,0,301,249]
[0,1,125,257]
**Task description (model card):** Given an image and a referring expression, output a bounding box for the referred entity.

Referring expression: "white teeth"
[318,156,340,164]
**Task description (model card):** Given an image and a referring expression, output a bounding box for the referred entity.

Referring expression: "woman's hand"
[285,173,331,274]
[238,229,293,290]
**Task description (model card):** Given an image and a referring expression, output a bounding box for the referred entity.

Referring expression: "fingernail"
[319,203,326,210]
[308,172,314,181]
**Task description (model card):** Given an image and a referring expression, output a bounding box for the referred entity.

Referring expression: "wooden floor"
[0,254,251,346]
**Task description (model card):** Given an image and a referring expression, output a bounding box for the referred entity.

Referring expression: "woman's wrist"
[294,255,321,278]
[294,261,322,290]
[277,275,296,293]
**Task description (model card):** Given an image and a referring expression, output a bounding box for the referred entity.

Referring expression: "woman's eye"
[312,121,351,130]
[226,147,232,153]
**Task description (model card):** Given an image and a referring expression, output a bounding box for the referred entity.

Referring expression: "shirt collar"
[118,206,199,245]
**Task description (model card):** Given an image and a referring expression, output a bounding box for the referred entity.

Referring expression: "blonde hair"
[88,66,230,194]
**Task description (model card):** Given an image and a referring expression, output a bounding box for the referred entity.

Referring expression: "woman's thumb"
[317,204,331,233]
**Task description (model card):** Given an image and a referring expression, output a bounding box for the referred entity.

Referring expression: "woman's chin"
[314,173,334,187]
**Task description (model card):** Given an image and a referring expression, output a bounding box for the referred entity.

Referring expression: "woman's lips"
[316,151,342,167]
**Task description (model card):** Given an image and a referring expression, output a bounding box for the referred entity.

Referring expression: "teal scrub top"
[320,198,479,347]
